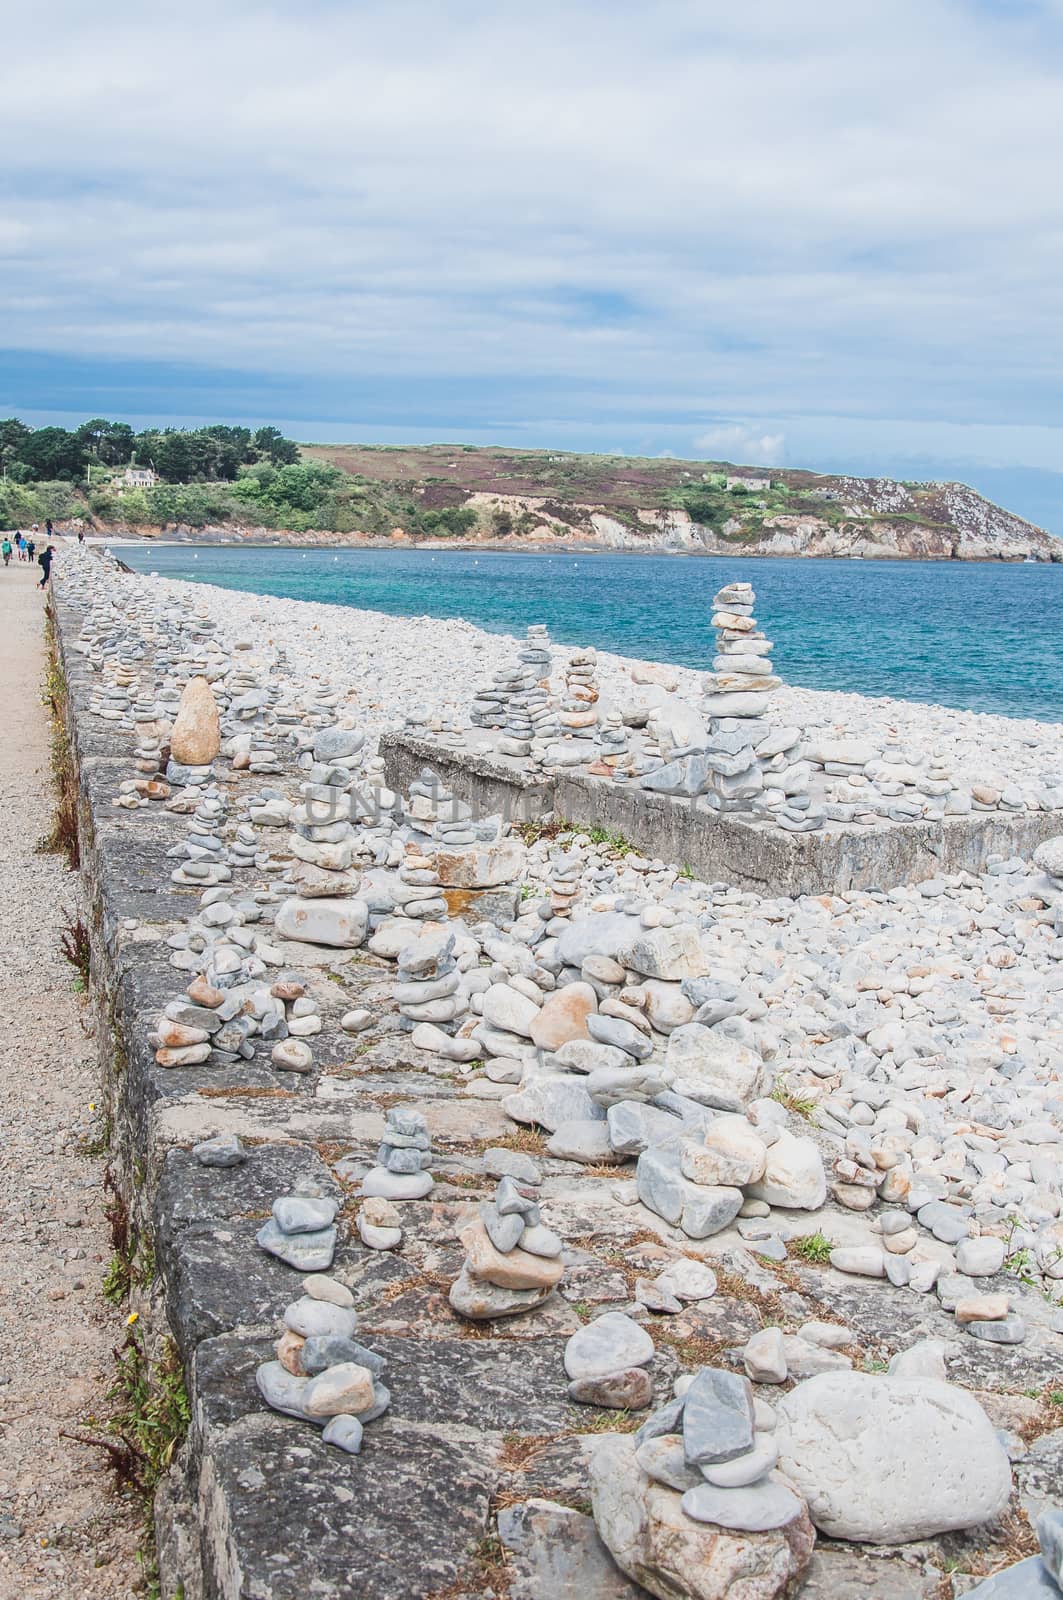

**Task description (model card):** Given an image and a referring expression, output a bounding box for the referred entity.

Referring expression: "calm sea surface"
[116,545,1063,723]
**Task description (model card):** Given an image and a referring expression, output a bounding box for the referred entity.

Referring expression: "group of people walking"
[2,521,58,587]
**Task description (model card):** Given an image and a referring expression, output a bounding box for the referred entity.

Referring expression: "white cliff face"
[92,473,1062,561]
[447,482,1061,560]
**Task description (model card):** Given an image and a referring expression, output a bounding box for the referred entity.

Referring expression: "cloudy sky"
[2,0,1062,526]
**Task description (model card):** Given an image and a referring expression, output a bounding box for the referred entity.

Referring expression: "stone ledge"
[381,731,1063,896]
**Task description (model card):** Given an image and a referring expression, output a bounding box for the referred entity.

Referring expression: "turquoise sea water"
[117,545,1063,723]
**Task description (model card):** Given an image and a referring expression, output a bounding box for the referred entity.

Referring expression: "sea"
[115,545,1063,724]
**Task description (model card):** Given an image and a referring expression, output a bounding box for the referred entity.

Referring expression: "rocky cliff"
[293,445,1060,562]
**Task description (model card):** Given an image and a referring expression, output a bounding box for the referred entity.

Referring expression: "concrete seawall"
[380,734,1063,897]
[51,590,645,1599]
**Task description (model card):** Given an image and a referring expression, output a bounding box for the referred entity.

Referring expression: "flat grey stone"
[682,1368,755,1465]
[635,1397,685,1448]
[497,1498,649,1600]
[564,1313,655,1382]
[272,1196,339,1235]
[681,1478,803,1531]
[962,1556,1059,1597]
[586,1014,652,1062]
[916,1200,970,1244]
[481,1147,542,1185]
[284,1298,358,1341]
[301,1337,387,1378]
[256,1219,337,1272]
[480,1201,525,1253]
[193,1133,247,1167]
[966,1315,1026,1344]
[255,1360,312,1421]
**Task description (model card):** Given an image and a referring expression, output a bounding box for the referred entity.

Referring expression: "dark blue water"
[117,546,1063,722]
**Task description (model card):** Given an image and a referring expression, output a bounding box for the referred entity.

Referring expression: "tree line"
[0,417,300,483]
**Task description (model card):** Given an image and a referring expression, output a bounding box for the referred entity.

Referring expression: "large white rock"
[774,1373,1011,1542]
[618,926,710,983]
[665,1025,769,1111]
[1033,835,1063,879]
[587,1434,815,1600]
[274,897,368,948]
[647,699,708,759]
[745,1130,826,1211]
[482,982,540,1038]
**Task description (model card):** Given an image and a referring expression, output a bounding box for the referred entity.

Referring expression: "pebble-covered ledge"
[49,555,1063,1600]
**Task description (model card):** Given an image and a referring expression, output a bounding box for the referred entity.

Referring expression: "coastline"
[86,531,1062,563]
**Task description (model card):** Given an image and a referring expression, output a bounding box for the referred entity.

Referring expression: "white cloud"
[0,0,1061,475]
[693,426,786,467]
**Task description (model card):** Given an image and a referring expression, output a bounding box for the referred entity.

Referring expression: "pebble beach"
[51,544,1063,1598]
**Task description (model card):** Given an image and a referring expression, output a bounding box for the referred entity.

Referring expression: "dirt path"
[0,554,140,1598]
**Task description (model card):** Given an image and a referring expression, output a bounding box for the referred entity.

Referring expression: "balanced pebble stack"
[449,1175,564,1320]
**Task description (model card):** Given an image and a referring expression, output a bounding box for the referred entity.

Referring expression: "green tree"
[253,425,300,466]
[15,426,86,481]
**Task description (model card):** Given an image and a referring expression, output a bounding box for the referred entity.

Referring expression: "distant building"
[120,466,157,488]
[725,475,771,492]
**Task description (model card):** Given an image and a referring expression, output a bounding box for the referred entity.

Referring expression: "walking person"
[1,538,11,568]
[25,536,35,564]
[37,543,55,589]
[14,532,23,561]
[45,519,53,540]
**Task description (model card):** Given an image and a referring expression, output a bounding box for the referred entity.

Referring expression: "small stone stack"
[546,845,583,917]
[257,1190,339,1271]
[597,709,631,774]
[470,626,557,757]
[449,1175,564,1320]
[256,1276,390,1455]
[698,583,823,830]
[274,745,369,955]
[564,1310,656,1409]
[588,1366,813,1577]
[697,584,776,813]
[395,928,470,1037]
[362,1106,435,1200]
[558,648,600,758]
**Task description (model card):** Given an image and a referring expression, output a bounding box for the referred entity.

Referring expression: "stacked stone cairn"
[548,647,600,768]
[256,1273,390,1455]
[564,1310,656,1408]
[469,624,557,758]
[362,1106,435,1200]
[273,725,371,968]
[587,1366,817,1596]
[165,672,222,793]
[397,927,473,1048]
[546,845,582,917]
[257,1189,339,1272]
[808,736,966,826]
[596,707,631,773]
[405,766,526,926]
[449,1175,565,1320]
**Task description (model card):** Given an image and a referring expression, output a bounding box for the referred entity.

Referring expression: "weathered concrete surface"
[382,732,1063,895]
[53,588,659,1600]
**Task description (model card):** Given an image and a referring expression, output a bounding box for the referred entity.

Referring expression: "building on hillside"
[119,466,158,488]
[725,476,771,492]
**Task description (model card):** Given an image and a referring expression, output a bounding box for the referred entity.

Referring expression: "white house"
[120,466,157,488]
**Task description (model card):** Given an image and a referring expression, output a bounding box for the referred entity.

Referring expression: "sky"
[2,0,1063,530]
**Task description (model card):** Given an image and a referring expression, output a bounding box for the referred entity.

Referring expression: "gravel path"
[0,557,139,1597]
